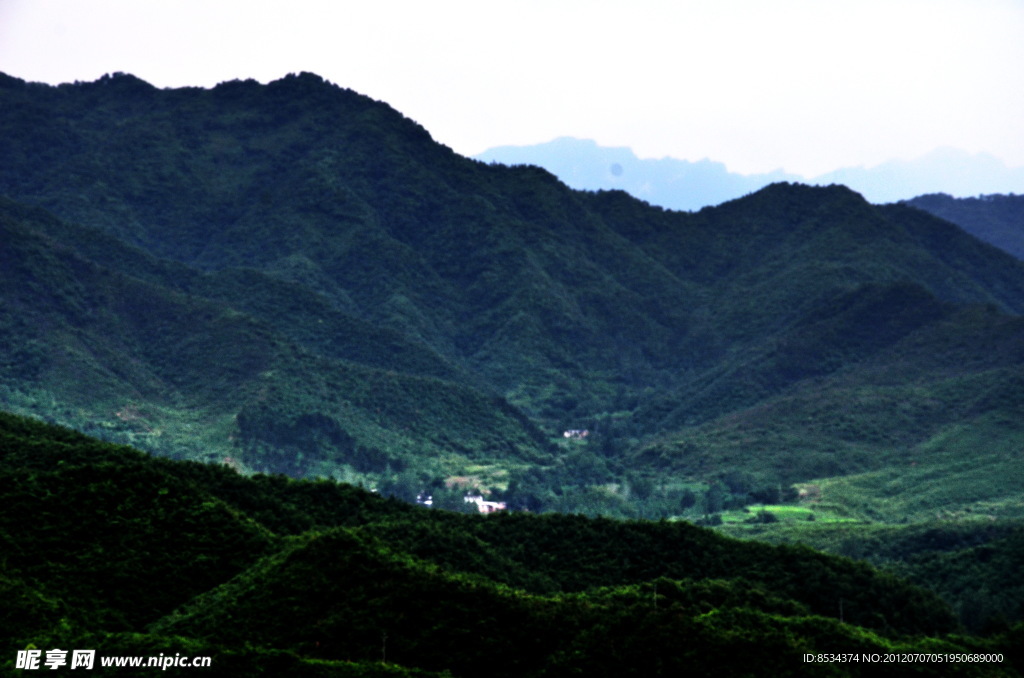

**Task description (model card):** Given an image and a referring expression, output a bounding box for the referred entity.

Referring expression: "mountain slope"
[476,138,1024,208]
[475,136,800,211]
[3,71,1024,510]
[0,197,552,480]
[8,412,1013,678]
[812,148,1024,204]
[904,193,1024,261]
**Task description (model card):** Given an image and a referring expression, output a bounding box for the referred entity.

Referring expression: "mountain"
[475,136,799,211]
[814,148,1024,204]
[3,70,1024,528]
[5,411,1017,677]
[476,139,1024,208]
[0,195,551,482]
[904,193,1024,261]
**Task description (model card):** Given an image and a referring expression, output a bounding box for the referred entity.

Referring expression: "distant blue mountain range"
[474,138,1024,210]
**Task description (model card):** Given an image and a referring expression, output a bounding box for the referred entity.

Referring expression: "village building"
[464,494,506,514]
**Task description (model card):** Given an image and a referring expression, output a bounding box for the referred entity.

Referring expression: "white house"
[464,494,506,514]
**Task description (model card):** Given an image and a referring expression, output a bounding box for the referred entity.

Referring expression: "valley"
[1,71,1023,668]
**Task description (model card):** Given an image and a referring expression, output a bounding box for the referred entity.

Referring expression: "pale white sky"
[1,0,1022,176]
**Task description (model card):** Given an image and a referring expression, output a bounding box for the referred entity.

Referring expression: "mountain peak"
[476,138,1024,209]
[3,72,1024,526]
[719,181,871,216]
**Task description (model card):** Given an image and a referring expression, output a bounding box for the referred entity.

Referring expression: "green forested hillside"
[3,72,1024,491]
[0,196,551,482]
[2,413,1019,676]
[3,71,1024,645]
[905,193,1024,261]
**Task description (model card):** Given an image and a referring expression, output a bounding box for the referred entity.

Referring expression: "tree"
[704,481,725,514]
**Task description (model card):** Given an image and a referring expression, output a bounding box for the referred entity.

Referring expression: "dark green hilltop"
[2,72,1024,674]
[2,411,1021,676]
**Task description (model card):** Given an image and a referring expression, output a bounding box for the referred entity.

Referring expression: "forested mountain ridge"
[2,70,1024,517]
[0,196,551,484]
[475,136,801,211]
[3,412,1019,677]
[905,193,1024,261]
[476,137,1024,208]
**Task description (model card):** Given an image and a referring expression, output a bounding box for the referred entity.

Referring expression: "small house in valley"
[464,494,506,514]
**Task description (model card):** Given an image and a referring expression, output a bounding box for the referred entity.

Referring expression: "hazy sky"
[1,0,1022,176]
